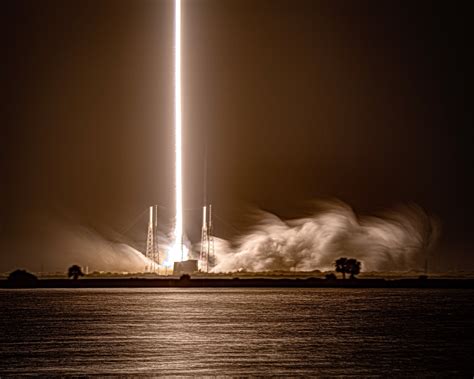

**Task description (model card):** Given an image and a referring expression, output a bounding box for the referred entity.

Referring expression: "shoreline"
[1,277,474,289]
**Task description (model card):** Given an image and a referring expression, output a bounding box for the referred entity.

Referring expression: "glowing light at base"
[168,0,186,266]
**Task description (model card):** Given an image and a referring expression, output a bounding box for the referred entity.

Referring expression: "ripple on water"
[0,288,473,376]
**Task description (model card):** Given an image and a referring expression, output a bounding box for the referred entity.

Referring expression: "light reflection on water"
[0,288,472,376]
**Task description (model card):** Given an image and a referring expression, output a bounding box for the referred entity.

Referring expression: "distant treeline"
[1,271,474,289]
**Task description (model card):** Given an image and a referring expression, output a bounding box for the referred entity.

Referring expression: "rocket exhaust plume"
[168,0,184,265]
[0,212,156,273]
[209,200,440,273]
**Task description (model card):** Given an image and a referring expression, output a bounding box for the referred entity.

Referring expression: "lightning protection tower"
[153,204,160,268]
[145,205,160,272]
[199,204,215,272]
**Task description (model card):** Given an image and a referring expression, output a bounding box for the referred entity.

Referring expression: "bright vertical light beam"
[173,0,183,262]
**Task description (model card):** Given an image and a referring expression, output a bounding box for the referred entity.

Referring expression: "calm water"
[0,288,472,376]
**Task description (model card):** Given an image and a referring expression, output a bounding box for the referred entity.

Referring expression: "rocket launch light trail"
[170,0,184,264]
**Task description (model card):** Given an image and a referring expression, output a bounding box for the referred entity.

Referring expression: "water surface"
[0,288,472,376]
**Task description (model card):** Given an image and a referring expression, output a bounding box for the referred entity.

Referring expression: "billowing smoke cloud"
[211,200,439,273]
[0,213,154,274]
[1,200,439,274]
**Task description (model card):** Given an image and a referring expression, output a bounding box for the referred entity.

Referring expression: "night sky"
[1,0,472,270]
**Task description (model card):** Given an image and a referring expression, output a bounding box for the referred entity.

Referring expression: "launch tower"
[199,204,215,272]
[145,205,160,272]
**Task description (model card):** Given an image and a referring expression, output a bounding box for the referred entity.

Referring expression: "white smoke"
[0,213,154,273]
[1,201,439,274]
[211,200,439,273]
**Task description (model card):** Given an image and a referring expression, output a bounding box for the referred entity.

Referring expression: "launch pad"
[144,204,215,275]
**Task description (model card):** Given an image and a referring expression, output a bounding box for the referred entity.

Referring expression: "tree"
[335,257,348,279]
[68,265,84,280]
[346,258,361,279]
[7,269,38,288]
[335,257,362,279]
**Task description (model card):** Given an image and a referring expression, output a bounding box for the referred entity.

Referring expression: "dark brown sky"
[1,0,472,269]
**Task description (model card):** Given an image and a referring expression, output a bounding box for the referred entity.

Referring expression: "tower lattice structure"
[200,204,215,272]
[145,205,160,272]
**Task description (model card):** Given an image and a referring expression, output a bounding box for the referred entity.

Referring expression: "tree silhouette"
[68,265,84,280]
[8,269,38,288]
[346,258,361,279]
[335,257,349,279]
[335,257,362,279]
